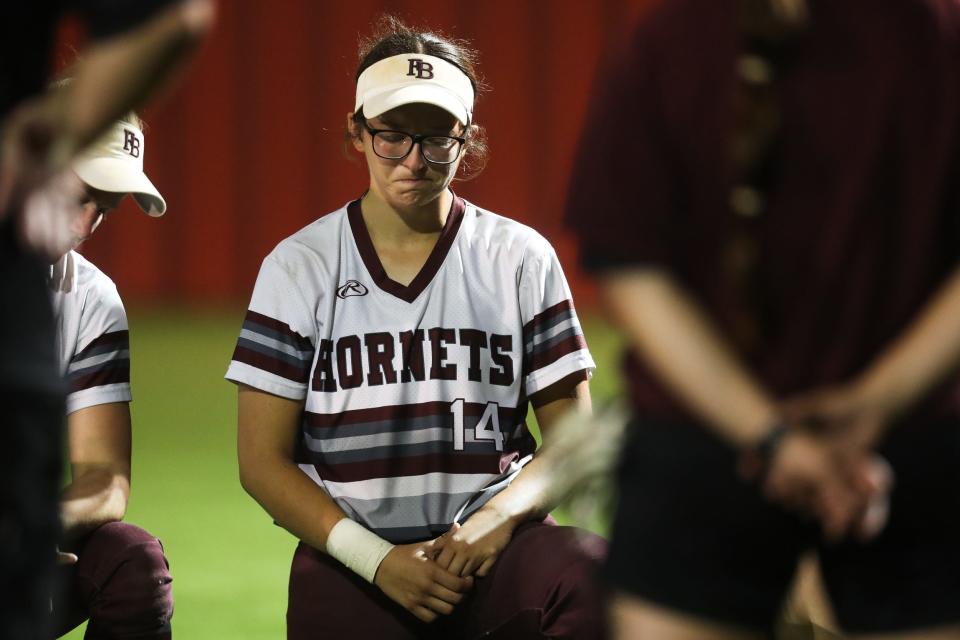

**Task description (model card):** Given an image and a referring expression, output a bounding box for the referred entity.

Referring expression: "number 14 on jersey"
[450,399,504,451]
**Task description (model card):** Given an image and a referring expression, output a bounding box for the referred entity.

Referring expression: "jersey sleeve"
[66,274,131,414]
[225,252,317,400]
[519,234,596,396]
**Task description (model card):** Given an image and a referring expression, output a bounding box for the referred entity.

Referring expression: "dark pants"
[606,416,960,634]
[52,522,174,639]
[287,521,608,639]
[0,389,63,640]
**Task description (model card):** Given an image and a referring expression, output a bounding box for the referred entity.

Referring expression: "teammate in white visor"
[49,116,173,639]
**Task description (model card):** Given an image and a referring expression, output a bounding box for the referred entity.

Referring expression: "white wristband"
[325,518,394,583]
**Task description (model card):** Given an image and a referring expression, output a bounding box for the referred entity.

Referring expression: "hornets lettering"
[311,328,514,392]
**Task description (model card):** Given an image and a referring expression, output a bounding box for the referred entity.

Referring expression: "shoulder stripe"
[70,361,130,393]
[70,330,129,363]
[522,300,575,339]
[231,310,315,383]
[232,345,311,384]
[243,311,314,350]
[68,330,130,393]
[236,335,310,369]
[521,300,589,376]
[527,333,588,373]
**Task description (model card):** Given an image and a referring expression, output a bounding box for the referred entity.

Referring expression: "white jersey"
[226,195,595,543]
[50,250,131,415]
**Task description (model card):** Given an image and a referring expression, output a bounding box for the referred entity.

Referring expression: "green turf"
[62,308,624,638]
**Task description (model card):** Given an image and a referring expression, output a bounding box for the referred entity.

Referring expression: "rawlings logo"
[337,280,369,299]
[406,58,434,80]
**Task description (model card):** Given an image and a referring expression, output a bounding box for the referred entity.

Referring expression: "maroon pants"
[51,522,174,639]
[287,522,608,639]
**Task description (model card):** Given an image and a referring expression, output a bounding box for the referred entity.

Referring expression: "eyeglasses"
[362,123,466,165]
[77,193,111,234]
[91,207,108,233]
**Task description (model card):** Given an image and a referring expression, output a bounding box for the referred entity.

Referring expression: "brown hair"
[347,16,489,180]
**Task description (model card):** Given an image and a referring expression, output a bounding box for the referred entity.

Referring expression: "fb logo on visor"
[407,58,434,80]
[123,130,140,158]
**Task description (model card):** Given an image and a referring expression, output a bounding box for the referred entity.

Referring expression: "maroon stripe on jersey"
[303,401,521,429]
[522,300,575,339]
[528,333,588,373]
[71,330,129,362]
[232,344,310,383]
[71,363,130,393]
[312,451,505,483]
[243,310,314,350]
[348,195,466,304]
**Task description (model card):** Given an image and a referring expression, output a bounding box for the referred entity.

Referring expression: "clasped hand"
[373,507,517,623]
[759,385,894,542]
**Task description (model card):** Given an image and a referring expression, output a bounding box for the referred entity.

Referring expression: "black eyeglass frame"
[361,122,467,165]
[77,193,112,230]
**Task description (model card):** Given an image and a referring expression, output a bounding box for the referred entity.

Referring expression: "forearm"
[60,465,129,539]
[63,403,132,539]
[856,264,960,418]
[238,386,351,552]
[601,269,777,446]
[477,455,554,527]
[472,377,592,526]
[239,456,349,552]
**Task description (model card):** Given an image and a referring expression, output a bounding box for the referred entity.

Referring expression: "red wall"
[74,0,650,307]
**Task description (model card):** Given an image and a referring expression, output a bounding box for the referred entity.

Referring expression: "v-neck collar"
[347,193,466,303]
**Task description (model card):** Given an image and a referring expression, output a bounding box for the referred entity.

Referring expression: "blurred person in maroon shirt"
[565,0,960,638]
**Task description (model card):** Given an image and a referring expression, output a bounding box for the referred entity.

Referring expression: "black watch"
[739,420,788,481]
[755,420,788,466]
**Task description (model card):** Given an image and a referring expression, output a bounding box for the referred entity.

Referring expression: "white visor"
[72,120,166,216]
[355,53,474,125]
